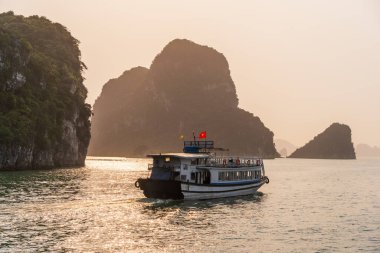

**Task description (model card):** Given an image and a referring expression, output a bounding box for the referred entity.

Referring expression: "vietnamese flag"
[199,131,206,139]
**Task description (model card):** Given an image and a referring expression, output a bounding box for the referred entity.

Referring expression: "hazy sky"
[1,0,380,147]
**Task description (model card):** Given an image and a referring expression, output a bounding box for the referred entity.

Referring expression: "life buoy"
[236,159,240,165]
[134,180,140,188]
[265,177,270,184]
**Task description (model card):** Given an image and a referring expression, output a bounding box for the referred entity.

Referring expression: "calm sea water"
[0,157,379,252]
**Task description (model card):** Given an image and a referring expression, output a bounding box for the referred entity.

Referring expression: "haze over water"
[0,158,379,252]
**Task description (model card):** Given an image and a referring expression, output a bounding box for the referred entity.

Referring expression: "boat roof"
[147,152,210,159]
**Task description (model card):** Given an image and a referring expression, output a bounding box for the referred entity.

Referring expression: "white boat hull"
[181,179,266,200]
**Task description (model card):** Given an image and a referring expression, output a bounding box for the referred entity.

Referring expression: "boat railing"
[206,157,263,167]
[184,140,214,149]
[147,164,181,171]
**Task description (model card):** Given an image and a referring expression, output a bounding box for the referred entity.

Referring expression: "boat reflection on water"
[138,191,266,212]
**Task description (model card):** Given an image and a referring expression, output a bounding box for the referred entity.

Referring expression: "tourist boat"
[135,140,269,200]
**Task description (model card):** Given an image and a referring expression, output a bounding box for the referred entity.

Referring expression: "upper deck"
[147,153,262,169]
[183,140,215,153]
[147,140,263,171]
[147,153,210,159]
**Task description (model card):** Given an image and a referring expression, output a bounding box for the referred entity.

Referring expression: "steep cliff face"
[289,123,356,159]
[89,39,277,158]
[90,66,149,155]
[0,12,91,169]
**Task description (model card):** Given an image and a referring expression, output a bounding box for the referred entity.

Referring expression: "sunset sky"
[1,0,379,147]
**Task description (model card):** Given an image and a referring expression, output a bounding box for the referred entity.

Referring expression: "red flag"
[199,131,206,139]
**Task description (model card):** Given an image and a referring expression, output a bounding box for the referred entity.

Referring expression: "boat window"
[191,172,195,180]
[150,167,171,180]
[165,157,170,162]
[191,159,197,165]
[181,175,187,181]
[218,172,223,181]
[204,171,211,184]
[219,171,257,181]
[254,171,261,179]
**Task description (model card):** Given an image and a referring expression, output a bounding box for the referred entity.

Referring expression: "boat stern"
[135,178,184,199]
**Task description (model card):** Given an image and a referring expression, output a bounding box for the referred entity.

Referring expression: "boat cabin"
[147,152,264,186]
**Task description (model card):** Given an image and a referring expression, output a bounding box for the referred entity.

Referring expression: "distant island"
[288,123,356,159]
[274,139,297,157]
[0,12,91,170]
[89,39,278,158]
[356,144,380,157]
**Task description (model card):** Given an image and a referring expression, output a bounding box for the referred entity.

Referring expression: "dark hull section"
[136,178,184,199]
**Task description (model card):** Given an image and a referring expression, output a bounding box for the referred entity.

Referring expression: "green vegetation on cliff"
[289,123,356,159]
[0,12,91,169]
[89,39,278,158]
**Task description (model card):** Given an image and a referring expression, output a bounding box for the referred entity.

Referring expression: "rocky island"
[0,12,91,170]
[275,139,297,158]
[89,39,278,158]
[288,123,356,159]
